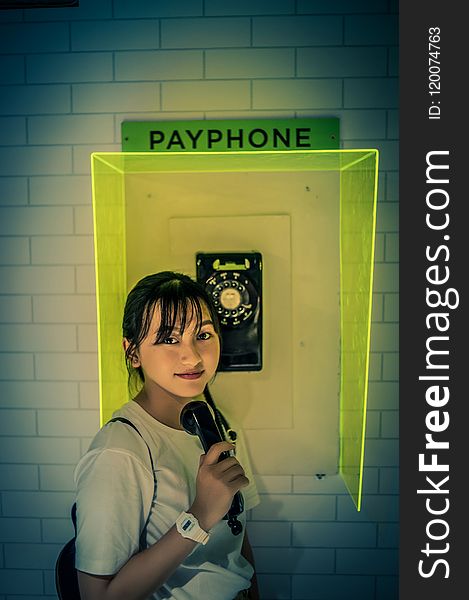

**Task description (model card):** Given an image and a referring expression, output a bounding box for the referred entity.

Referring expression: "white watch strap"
[176,512,210,545]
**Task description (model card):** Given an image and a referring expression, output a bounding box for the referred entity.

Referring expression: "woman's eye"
[162,337,178,344]
[198,331,211,340]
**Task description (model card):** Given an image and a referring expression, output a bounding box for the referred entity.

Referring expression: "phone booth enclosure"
[91,150,378,509]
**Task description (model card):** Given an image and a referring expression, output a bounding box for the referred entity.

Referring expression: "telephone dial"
[180,400,244,535]
[196,252,262,371]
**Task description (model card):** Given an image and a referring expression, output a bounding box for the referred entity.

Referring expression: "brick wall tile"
[115,50,203,81]
[38,409,99,437]
[292,574,374,600]
[298,47,386,78]
[0,238,30,265]
[0,465,39,491]
[0,266,75,295]
[388,46,398,77]
[0,439,80,467]
[377,523,399,548]
[206,49,294,79]
[28,115,114,145]
[387,109,398,139]
[368,352,382,380]
[35,352,98,381]
[73,83,160,113]
[380,411,399,439]
[39,465,75,492]
[383,294,398,322]
[345,15,398,46]
[206,0,295,16]
[0,23,69,53]
[378,468,399,495]
[0,56,25,85]
[161,17,250,48]
[385,232,399,262]
[252,494,335,522]
[76,265,96,294]
[364,439,398,467]
[0,410,36,436]
[0,85,70,116]
[376,202,399,233]
[292,522,376,548]
[0,382,79,409]
[4,542,62,569]
[297,0,387,13]
[73,206,94,235]
[255,547,334,574]
[29,175,92,206]
[71,20,159,51]
[0,147,72,177]
[253,80,342,110]
[257,574,291,600]
[295,109,386,140]
[0,354,34,381]
[27,53,113,84]
[0,117,27,145]
[0,569,43,595]
[336,548,398,575]
[372,264,399,293]
[0,517,41,543]
[77,324,98,352]
[382,352,399,380]
[345,78,399,109]
[0,296,32,323]
[79,381,99,409]
[376,575,399,600]
[248,521,291,547]
[33,295,96,324]
[162,81,250,111]
[0,178,28,206]
[0,324,76,353]
[252,16,342,46]
[370,323,398,352]
[114,0,203,18]
[31,235,94,265]
[0,207,73,236]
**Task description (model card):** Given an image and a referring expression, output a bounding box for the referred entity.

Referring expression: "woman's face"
[131,302,220,401]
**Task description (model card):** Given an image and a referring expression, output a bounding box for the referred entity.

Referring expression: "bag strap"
[107,416,155,473]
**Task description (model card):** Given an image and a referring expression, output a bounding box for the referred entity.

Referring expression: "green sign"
[121,118,339,152]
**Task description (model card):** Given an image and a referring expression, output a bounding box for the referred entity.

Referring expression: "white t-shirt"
[74,400,260,600]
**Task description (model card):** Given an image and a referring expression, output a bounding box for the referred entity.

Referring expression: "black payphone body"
[196,252,262,372]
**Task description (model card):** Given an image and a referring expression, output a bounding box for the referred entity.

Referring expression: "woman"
[74,271,260,600]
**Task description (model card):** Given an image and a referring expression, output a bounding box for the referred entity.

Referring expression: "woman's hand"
[189,441,249,531]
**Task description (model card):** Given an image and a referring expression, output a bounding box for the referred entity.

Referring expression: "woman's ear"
[123,338,141,368]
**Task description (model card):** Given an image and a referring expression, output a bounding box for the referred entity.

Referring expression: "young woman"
[74,271,260,600]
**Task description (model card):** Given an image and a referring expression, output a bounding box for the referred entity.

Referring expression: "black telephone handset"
[180,400,244,536]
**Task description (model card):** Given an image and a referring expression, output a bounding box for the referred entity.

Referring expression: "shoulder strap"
[107,416,155,473]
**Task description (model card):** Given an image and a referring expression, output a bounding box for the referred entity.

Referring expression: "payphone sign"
[121,118,339,152]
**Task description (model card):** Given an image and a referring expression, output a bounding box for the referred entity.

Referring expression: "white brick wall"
[0,0,398,598]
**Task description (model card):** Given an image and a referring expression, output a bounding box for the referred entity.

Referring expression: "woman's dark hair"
[122,271,221,391]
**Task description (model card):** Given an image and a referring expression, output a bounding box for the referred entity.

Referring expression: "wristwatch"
[175,511,210,545]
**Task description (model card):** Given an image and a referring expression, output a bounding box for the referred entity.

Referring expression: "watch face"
[181,518,194,532]
[206,271,258,329]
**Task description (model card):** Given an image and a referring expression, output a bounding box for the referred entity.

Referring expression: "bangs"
[144,284,207,344]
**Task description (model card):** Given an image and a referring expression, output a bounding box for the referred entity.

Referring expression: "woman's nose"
[179,341,202,366]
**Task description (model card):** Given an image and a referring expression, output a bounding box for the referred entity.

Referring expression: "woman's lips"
[175,371,204,380]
